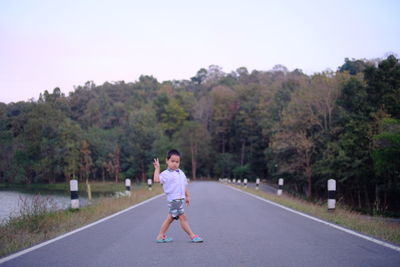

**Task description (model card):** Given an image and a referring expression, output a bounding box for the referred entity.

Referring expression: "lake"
[0,190,90,224]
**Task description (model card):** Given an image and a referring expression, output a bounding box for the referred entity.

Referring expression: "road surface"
[1,182,399,266]
[242,181,278,194]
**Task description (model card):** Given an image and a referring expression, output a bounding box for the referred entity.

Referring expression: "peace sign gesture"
[153,158,161,183]
[153,158,160,170]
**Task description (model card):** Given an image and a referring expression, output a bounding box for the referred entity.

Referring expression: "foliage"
[1,56,400,215]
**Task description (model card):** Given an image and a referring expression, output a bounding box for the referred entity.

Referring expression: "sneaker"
[191,235,203,243]
[156,236,173,243]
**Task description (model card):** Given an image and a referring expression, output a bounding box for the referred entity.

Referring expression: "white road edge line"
[227,185,400,253]
[0,193,164,264]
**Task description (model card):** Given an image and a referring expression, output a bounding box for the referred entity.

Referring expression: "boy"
[153,149,203,243]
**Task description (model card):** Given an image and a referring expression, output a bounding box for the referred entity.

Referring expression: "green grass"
[231,184,400,245]
[0,183,163,258]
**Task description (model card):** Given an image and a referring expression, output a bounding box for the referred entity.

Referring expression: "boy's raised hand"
[153,158,160,170]
[153,158,161,183]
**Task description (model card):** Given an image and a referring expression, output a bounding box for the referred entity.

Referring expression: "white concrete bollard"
[125,179,131,196]
[244,178,248,188]
[328,179,336,211]
[256,178,260,190]
[277,178,284,196]
[233,179,236,184]
[237,179,241,186]
[70,180,79,209]
[147,178,153,191]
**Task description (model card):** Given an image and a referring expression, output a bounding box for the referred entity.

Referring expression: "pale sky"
[0,0,399,103]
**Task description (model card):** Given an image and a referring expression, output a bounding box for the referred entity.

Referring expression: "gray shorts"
[168,199,185,219]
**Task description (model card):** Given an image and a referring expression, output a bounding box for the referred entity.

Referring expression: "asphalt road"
[241,181,278,194]
[1,182,400,267]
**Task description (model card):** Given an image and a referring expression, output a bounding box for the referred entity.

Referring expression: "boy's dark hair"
[167,149,181,160]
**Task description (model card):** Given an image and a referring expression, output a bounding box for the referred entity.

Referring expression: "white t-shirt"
[160,169,188,201]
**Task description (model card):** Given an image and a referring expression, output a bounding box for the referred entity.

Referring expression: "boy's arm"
[185,188,190,206]
[153,158,161,183]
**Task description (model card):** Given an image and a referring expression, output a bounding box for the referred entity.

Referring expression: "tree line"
[0,56,399,215]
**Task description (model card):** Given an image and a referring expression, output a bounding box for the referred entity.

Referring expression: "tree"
[211,85,238,153]
[270,77,318,198]
[205,65,225,83]
[82,98,101,128]
[86,127,121,182]
[174,121,211,180]
[192,95,213,131]
[191,68,208,84]
[364,55,400,118]
[271,130,314,197]
[371,116,400,212]
[106,145,121,183]
[339,58,371,75]
[0,103,13,183]
[14,101,67,183]
[159,97,189,137]
[308,72,349,131]
[233,84,265,167]
[59,119,83,181]
[281,72,347,134]
[214,153,236,178]
[80,140,93,183]
[121,108,159,182]
[372,117,400,179]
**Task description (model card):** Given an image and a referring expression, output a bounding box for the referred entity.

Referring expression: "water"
[0,191,89,224]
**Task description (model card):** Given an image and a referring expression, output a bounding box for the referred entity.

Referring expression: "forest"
[0,55,399,216]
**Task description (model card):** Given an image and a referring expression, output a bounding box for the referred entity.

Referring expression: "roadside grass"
[0,183,163,258]
[231,184,400,246]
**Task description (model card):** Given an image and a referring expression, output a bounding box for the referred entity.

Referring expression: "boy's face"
[166,155,180,171]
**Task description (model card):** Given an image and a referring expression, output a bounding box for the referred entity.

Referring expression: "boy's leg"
[157,215,174,240]
[178,213,196,239]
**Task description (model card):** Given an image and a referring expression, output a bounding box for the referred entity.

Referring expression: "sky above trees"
[0,0,399,103]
